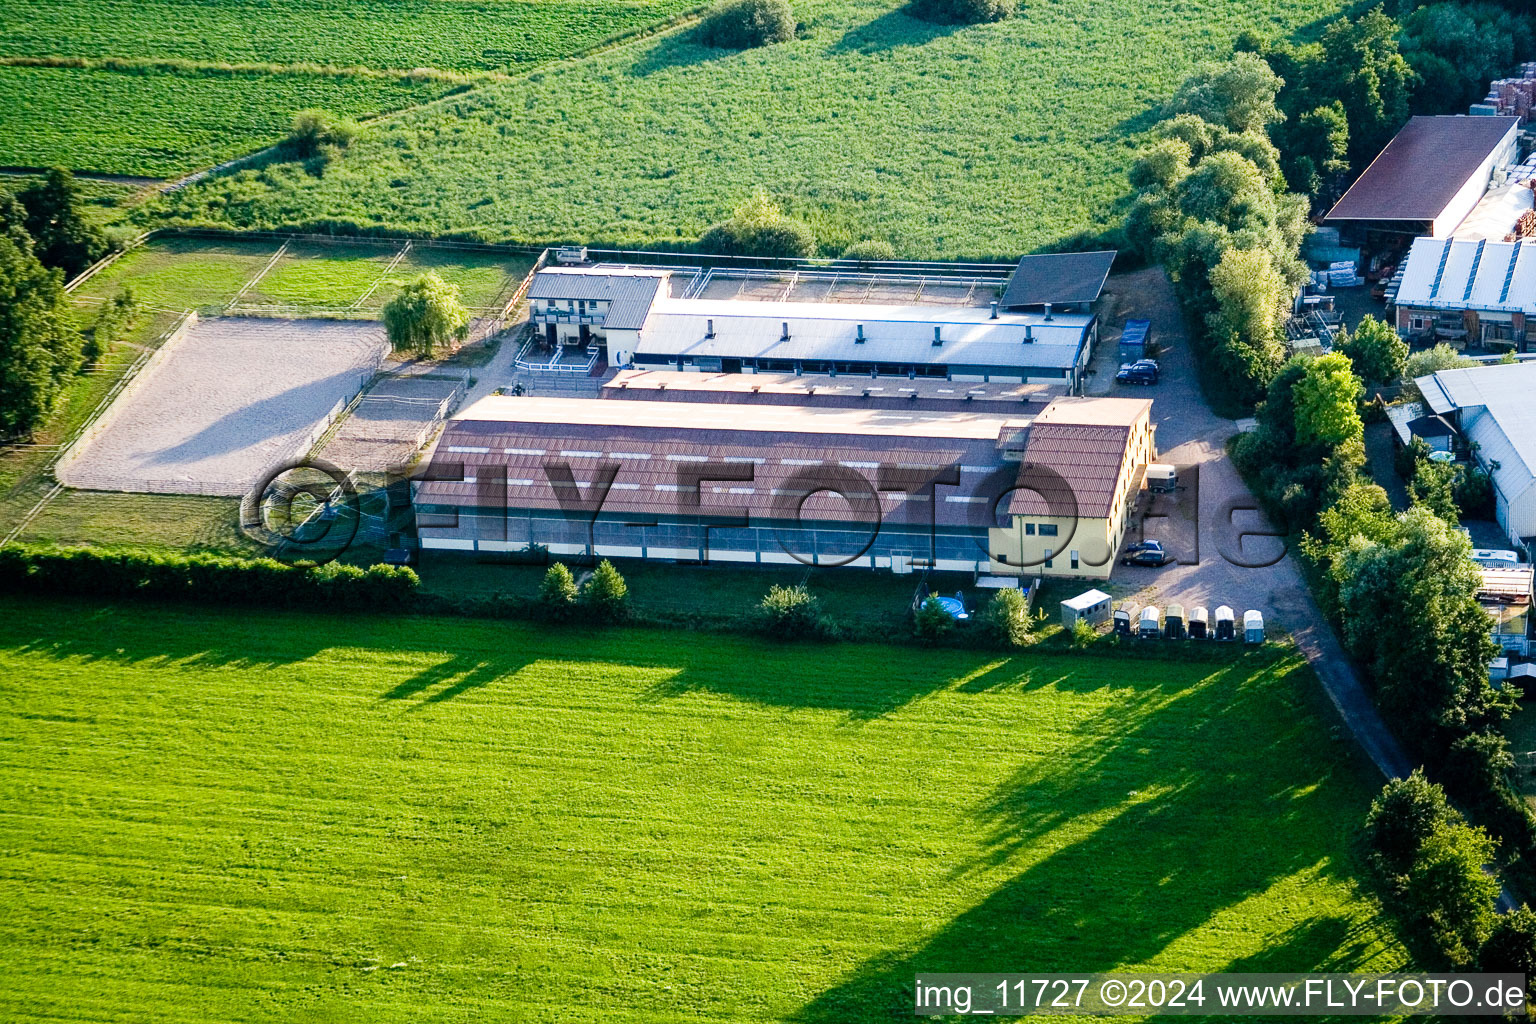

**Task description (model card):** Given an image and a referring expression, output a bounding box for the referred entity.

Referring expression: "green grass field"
[0,65,453,177]
[0,0,701,73]
[153,0,1353,257]
[0,598,1405,1021]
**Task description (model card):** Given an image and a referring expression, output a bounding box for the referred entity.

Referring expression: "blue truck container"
[1118,319,1151,362]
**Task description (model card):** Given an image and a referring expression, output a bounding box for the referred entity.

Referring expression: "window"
[1044,548,1053,569]
[1039,523,1058,537]
[1025,523,1036,536]
[1070,550,1080,569]
[994,553,1009,563]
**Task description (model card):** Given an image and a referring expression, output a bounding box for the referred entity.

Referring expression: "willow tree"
[381,273,470,357]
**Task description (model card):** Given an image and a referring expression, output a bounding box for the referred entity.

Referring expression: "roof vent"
[855,323,865,343]
[807,386,817,395]
[1024,324,1033,344]
[706,318,715,338]
[1044,303,1054,322]
[990,300,999,319]
[781,321,790,340]
[932,325,943,346]
[862,388,872,397]
[751,385,761,393]
[619,381,628,389]
[658,382,667,391]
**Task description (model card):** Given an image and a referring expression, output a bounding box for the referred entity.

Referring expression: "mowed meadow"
[0,598,1406,1022]
[0,0,697,177]
[154,0,1354,257]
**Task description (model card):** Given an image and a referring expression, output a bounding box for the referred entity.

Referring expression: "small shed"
[1119,319,1152,362]
[1243,609,1265,644]
[1138,605,1161,639]
[1113,601,1139,637]
[1062,588,1113,630]
[1214,605,1236,641]
[1146,463,1177,493]
[1165,603,1186,640]
[1188,606,1209,639]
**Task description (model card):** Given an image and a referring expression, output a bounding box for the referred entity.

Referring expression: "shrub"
[980,587,1030,647]
[756,583,835,640]
[1364,769,1457,881]
[1480,905,1536,1002]
[287,108,359,158]
[1445,730,1516,800]
[912,593,955,645]
[85,287,137,363]
[538,562,579,620]
[580,559,630,623]
[0,544,418,609]
[1402,819,1500,967]
[698,188,816,259]
[1071,617,1098,648]
[907,0,1015,24]
[839,239,897,264]
[696,0,795,49]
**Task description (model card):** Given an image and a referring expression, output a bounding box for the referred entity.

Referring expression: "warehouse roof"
[1001,251,1116,308]
[635,298,1091,371]
[1326,116,1519,224]
[528,268,669,330]
[1416,362,1536,517]
[1395,238,1536,315]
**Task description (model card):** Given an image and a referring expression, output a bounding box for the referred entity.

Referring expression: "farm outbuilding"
[1326,116,1520,240]
[1061,588,1112,630]
[1000,250,1116,313]
[1393,238,1536,349]
[525,265,1101,390]
[1417,361,1536,548]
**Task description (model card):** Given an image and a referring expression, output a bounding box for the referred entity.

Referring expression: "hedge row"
[0,545,419,609]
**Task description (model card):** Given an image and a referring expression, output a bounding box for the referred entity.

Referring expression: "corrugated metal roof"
[1001,251,1116,308]
[1326,116,1520,223]
[1396,238,1536,314]
[635,299,1090,371]
[528,269,668,330]
[1415,362,1536,511]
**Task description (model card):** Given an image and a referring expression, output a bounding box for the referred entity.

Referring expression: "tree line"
[0,168,124,437]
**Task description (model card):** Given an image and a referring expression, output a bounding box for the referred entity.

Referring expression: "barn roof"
[1325,116,1519,224]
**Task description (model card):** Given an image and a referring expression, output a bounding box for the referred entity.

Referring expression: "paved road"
[1092,268,1414,781]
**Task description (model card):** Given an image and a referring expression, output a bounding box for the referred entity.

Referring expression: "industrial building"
[523,264,1101,389]
[1392,238,1536,349]
[1416,360,1536,549]
[414,394,1154,577]
[600,369,1066,414]
[1325,116,1521,241]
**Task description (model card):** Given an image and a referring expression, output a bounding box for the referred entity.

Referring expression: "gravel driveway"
[1089,268,1412,779]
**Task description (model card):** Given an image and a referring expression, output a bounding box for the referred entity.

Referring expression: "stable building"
[521,265,1100,389]
[1392,237,1536,349]
[414,394,1154,576]
[1325,116,1520,241]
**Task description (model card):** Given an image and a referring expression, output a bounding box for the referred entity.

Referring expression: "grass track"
[0,599,1405,1021]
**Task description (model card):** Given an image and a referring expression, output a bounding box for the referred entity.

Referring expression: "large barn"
[414,394,1154,577]
[525,265,1100,389]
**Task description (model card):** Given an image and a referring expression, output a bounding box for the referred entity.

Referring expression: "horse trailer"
[1214,605,1236,641]
[1188,606,1209,639]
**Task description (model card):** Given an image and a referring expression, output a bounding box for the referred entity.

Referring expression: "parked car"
[1121,546,1173,567]
[1122,539,1165,557]
[1116,359,1159,385]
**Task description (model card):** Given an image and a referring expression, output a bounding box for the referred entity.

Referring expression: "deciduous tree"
[0,234,82,436]
[381,273,470,357]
